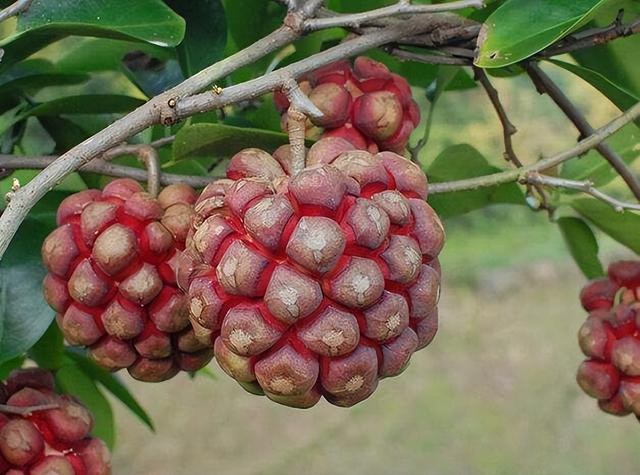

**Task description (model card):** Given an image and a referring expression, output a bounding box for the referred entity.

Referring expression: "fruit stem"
[0,403,59,416]
[287,105,308,175]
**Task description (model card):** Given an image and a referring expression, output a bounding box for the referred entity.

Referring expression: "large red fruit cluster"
[274,56,420,153]
[577,260,640,418]
[178,138,444,408]
[0,368,110,474]
[41,179,213,382]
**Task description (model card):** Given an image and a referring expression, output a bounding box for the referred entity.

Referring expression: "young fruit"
[178,138,444,408]
[576,260,640,419]
[0,368,111,474]
[41,179,213,382]
[274,57,420,153]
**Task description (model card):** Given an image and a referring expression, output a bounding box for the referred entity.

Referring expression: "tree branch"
[304,0,484,30]
[428,101,640,194]
[385,46,471,65]
[0,0,32,23]
[0,403,58,416]
[523,173,640,212]
[0,155,215,188]
[175,15,447,118]
[526,61,640,202]
[282,77,324,120]
[541,14,640,57]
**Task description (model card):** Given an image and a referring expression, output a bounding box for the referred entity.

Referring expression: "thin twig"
[286,106,308,175]
[523,173,640,212]
[0,155,214,188]
[0,0,32,23]
[136,146,161,197]
[541,15,640,57]
[0,403,59,416]
[385,46,471,65]
[526,61,640,202]
[473,66,551,210]
[282,78,324,121]
[473,67,520,166]
[428,101,640,194]
[304,0,484,30]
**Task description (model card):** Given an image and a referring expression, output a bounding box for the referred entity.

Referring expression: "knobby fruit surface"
[178,138,444,408]
[0,368,111,475]
[41,179,213,382]
[577,260,640,419]
[274,57,421,154]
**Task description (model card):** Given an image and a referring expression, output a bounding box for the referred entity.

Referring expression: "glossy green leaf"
[56,38,173,73]
[222,0,282,50]
[0,218,55,365]
[29,323,65,370]
[122,58,184,98]
[426,144,525,218]
[57,361,115,448]
[0,59,88,94]
[560,124,640,188]
[0,0,185,71]
[166,0,227,77]
[572,1,640,97]
[173,123,292,161]
[557,216,604,278]
[65,351,154,431]
[547,59,640,126]
[29,95,145,116]
[572,198,640,254]
[476,0,608,68]
[0,356,25,380]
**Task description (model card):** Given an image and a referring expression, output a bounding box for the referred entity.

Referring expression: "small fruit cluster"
[177,137,444,407]
[274,56,420,153]
[0,368,110,475]
[577,260,640,418]
[41,179,213,383]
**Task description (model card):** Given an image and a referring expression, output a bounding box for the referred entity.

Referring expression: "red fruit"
[575,260,640,419]
[41,179,213,382]
[179,140,444,408]
[0,369,111,474]
[275,56,420,152]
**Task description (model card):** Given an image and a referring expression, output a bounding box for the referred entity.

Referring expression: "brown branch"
[0,403,58,416]
[304,0,484,30]
[541,14,640,57]
[385,46,471,65]
[0,155,214,188]
[0,0,32,23]
[282,77,324,121]
[523,173,640,212]
[428,101,640,194]
[526,61,640,202]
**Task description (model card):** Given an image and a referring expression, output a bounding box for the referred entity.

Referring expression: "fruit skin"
[274,56,420,153]
[41,179,213,382]
[576,260,640,419]
[178,139,444,408]
[0,368,111,475]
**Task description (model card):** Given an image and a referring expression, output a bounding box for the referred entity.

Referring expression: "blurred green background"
[104,68,640,474]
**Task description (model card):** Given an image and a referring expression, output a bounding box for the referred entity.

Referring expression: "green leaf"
[475,0,608,68]
[173,123,293,161]
[426,144,525,218]
[28,95,145,116]
[560,124,640,188]
[56,361,115,449]
[122,58,184,98]
[572,1,640,97]
[56,38,174,73]
[166,0,227,77]
[0,218,55,365]
[572,198,640,254]
[0,0,185,71]
[29,323,65,370]
[0,59,88,94]
[65,351,154,431]
[557,216,604,278]
[222,0,281,50]
[547,59,640,126]
[0,356,26,380]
